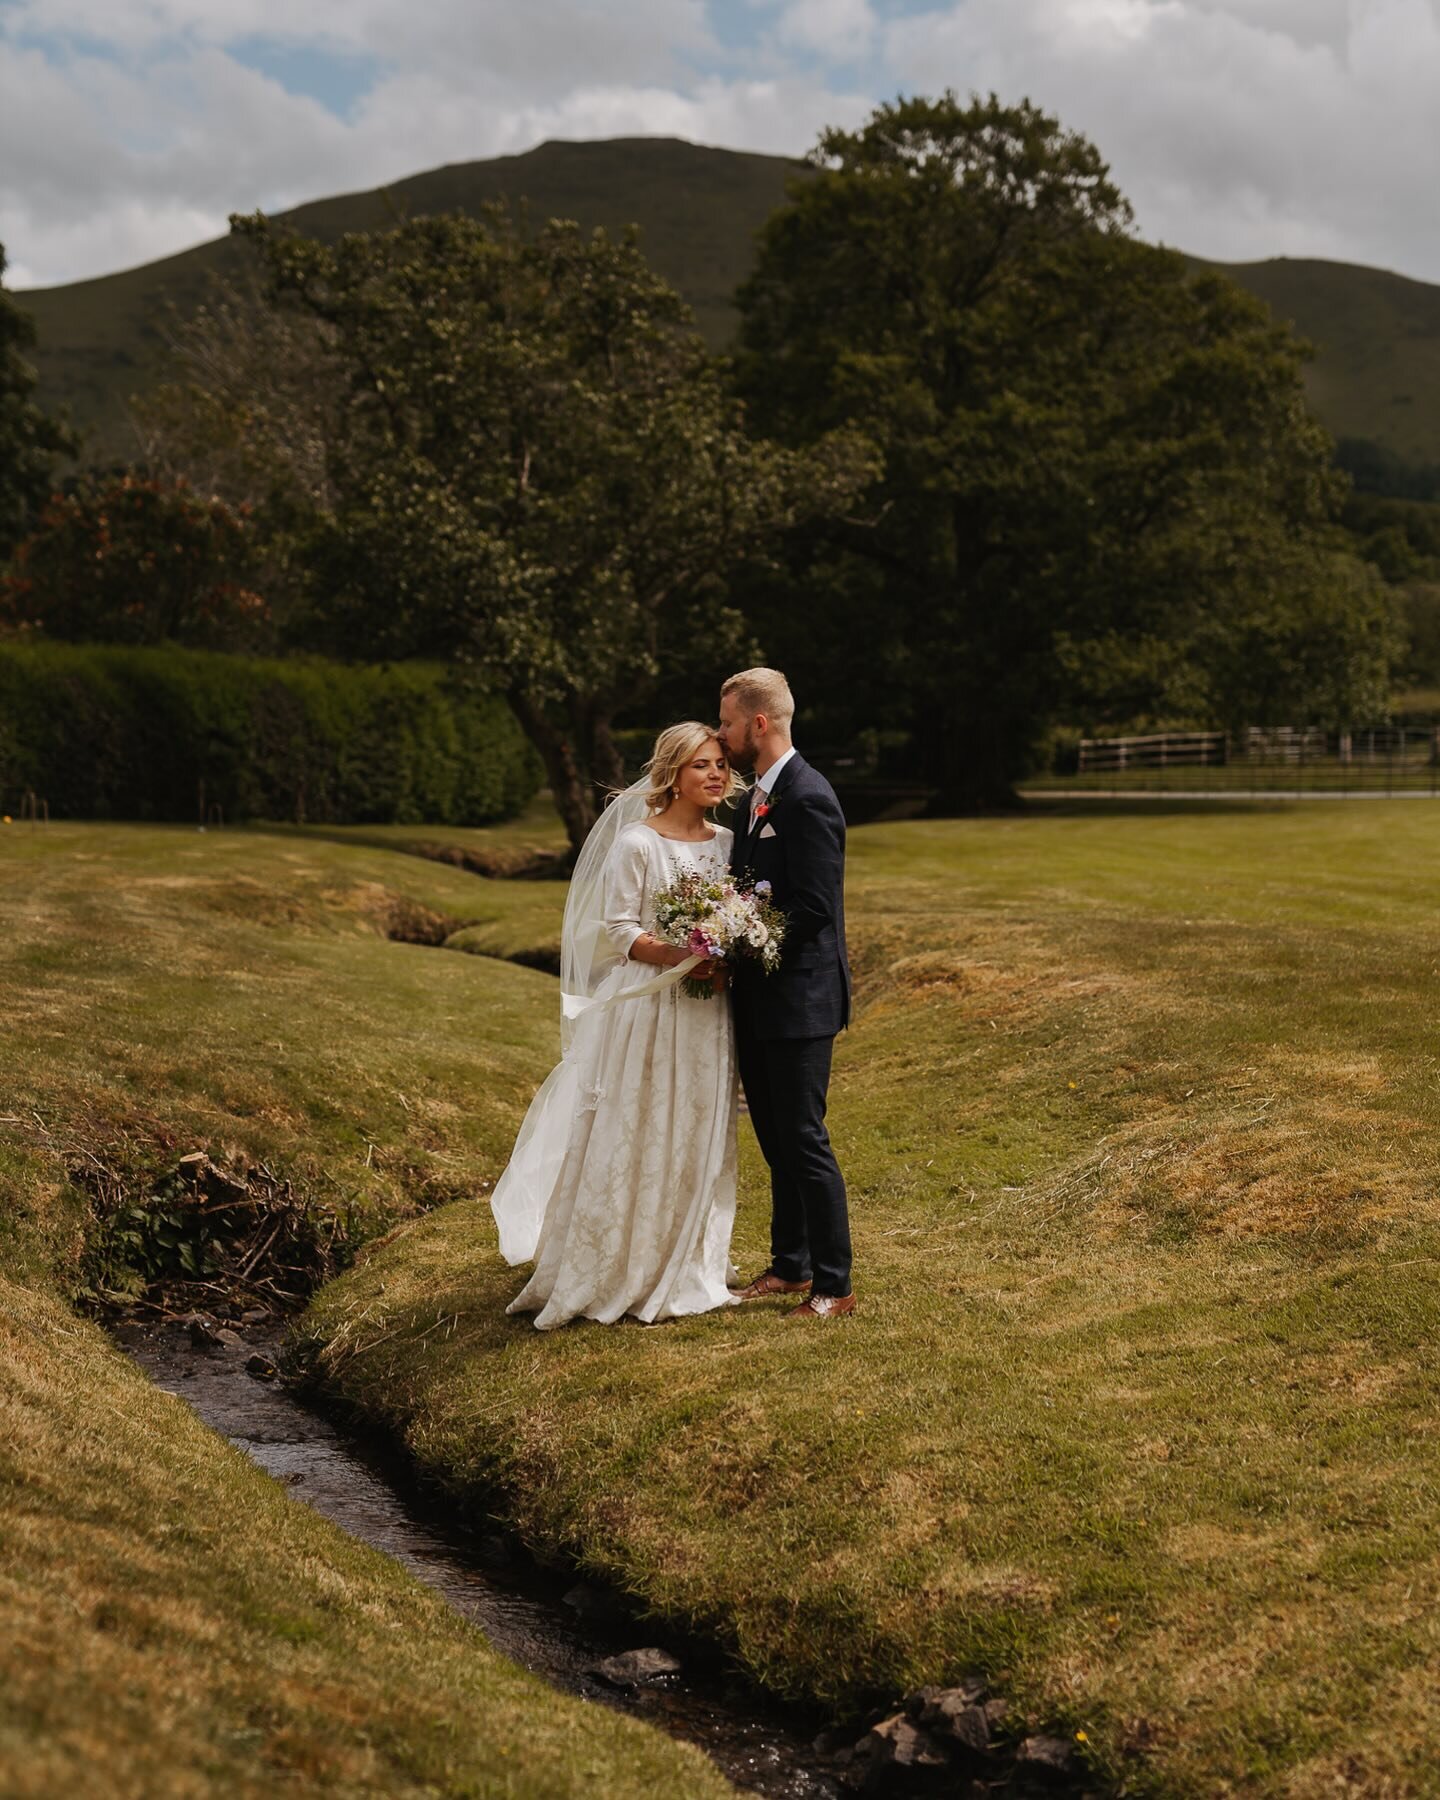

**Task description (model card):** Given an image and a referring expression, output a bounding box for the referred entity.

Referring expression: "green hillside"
[17,136,802,464]
[16,135,1440,471]
[1193,254,1440,466]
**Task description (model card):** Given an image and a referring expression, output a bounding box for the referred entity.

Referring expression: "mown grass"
[1023,763,1440,795]
[0,822,727,1799]
[264,790,570,876]
[295,801,1440,1796]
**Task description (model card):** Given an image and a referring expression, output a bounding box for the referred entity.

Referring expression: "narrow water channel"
[115,1317,854,1799]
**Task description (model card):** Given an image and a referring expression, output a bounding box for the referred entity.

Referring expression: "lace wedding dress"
[491,810,739,1331]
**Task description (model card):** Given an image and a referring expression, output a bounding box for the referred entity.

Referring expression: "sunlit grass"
[13,806,1440,1790]
[261,790,570,876]
[0,822,723,1799]
[299,801,1440,1795]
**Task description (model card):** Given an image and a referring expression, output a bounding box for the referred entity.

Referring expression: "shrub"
[1,476,269,651]
[0,643,541,824]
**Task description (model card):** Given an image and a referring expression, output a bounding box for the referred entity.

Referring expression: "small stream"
[115,1316,858,1799]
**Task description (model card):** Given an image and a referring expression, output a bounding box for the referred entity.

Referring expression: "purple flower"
[755,880,772,896]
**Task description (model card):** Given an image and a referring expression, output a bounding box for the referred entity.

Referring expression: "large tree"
[0,243,74,562]
[734,94,1397,800]
[230,208,872,853]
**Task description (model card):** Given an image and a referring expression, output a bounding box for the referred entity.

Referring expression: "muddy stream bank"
[112,1314,1093,1799]
[115,1316,851,1797]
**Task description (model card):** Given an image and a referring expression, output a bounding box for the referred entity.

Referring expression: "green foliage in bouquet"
[651,865,785,998]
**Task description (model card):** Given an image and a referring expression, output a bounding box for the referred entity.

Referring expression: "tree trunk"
[507,688,596,859]
[588,712,626,793]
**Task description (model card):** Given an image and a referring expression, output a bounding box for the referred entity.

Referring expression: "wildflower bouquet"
[651,867,786,1000]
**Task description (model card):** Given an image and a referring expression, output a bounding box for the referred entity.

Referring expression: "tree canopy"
[229,207,873,850]
[0,244,74,562]
[734,93,1397,798]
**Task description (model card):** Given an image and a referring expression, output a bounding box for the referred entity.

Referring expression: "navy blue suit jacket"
[729,753,851,1040]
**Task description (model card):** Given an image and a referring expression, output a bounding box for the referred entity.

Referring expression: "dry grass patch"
[290,804,1440,1795]
[0,826,734,1799]
[18,807,1440,1793]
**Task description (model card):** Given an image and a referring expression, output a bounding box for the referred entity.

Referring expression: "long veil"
[489,779,651,1263]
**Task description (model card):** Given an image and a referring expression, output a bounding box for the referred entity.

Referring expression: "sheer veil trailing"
[557,778,650,1053]
[489,779,701,1264]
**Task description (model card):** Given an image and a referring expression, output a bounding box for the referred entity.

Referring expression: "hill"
[1192,254,1440,467]
[17,137,802,465]
[16,136,1440,473]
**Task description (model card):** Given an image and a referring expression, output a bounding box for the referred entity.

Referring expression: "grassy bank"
[0,823,727,1798]
[265,790,571,882]
[1022,763,1440,796]
[296,801,1440,1795]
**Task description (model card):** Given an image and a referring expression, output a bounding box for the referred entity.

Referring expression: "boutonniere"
[753,793,778,819]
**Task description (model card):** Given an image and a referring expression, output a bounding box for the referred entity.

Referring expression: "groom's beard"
[726,723,758,773]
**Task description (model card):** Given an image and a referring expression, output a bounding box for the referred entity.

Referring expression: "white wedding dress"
[491,815,739,1331]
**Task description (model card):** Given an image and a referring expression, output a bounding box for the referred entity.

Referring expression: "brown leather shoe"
[729,1270,811,1301]
[787,1293,856,1320]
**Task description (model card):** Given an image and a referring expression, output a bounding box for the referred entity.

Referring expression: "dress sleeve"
[602,829,649,959]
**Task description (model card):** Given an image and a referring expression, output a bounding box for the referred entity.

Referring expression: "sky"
[2,0,1438,292]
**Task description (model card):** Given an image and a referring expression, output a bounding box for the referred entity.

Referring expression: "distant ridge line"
[17,135,1440,469]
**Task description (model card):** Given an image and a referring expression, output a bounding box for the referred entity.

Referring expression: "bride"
[490,721,745,1330]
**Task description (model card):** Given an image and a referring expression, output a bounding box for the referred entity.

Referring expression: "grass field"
[295,801,1440,1796]
[0,822,726,1799]
[1023,763,1440,795]
[10,804,1440,1793]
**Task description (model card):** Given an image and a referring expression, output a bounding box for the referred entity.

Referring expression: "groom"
[718,668,855,1319]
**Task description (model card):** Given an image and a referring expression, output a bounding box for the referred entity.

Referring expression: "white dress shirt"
[750,745,798,827]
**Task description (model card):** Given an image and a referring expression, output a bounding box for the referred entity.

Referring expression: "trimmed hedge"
[0,642,542,825]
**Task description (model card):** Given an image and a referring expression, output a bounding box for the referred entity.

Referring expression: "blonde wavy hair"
[641,721,746,815]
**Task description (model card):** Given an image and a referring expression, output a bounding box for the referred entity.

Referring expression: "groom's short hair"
[721,667,794,731]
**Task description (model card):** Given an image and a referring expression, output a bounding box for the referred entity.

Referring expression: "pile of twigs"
[73,1148,351,1318]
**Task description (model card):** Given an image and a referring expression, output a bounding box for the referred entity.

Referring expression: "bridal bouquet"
[651,868,786,1000]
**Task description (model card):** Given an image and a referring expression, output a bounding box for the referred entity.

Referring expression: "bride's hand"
[685,955,727,989]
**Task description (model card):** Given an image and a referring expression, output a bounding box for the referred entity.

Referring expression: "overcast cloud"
[1,0,1437,291]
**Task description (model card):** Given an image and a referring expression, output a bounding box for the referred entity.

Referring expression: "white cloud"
[881,0,1440,276]
[776,0,877,62]
[1,0,1439,291]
